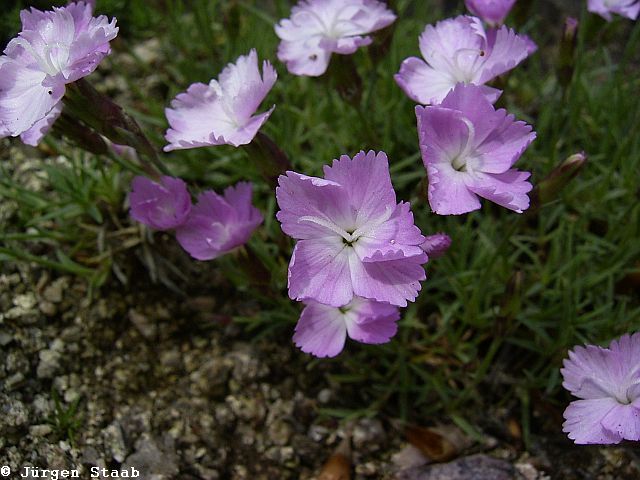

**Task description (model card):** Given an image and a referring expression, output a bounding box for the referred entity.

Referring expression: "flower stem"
[64,79,169,179]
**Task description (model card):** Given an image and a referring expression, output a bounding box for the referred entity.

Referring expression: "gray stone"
[396,454,523,480]
[122,435,179,480]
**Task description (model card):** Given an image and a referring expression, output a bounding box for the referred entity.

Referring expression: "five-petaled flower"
[276,150,428,308]
[164,49,277,151]
[395,15,536,105]
[176,182,263,261]
[416,84,535,215]
[561,333,640,444]
[465,0,517,26]
[293,297,400,358]
[587,0,640,21]
[129,176,192,231]
[0,1,118,145]
[275,0,396,77]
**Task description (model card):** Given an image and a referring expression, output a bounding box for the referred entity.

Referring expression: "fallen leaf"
[405,425,467,463]
[318,436,351,480]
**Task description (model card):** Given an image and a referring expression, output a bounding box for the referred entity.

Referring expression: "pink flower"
[561,333,640,444]
[276,150,428,308]
[164,50,276,151]
[395,15,536,105]
[129,176,192,231]
[176,182,263,261]
[416,84,535,215]
[0,2,118,144]
[465,0,516,25]
[293,297,400,358]
[420,233,451,259]
[275,0,396,77]
[587,0,640,21]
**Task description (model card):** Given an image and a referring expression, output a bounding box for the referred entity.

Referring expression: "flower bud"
[532,152,587,208]
[558,17,579,89]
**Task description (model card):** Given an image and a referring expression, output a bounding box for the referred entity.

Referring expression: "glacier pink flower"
[276,150,428,308]
[176,182,263,261]
[395,15,536,105]
[561,333,640,444]
[465,0,516,25]
[129,176,192,231]
[164,50,276,151]
[293,297,400,358]
[0,1,118,144]
[416,84,535,215]
[275,0,396,77]
[588,0,640,21]
[420,233,451,259]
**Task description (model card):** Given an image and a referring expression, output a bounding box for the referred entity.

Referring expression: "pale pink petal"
[276,172,351,240]
[468,169,532,213]
[600,403,640,441]
[478,26,537,84]
[353,202,425,259]
[175,185,262,260]
[129,176,192,231]
[465,0,516,25]
[346,300,399,344]
[563,398,623,445]
[19,101,62,146]
[349,251,427,307]
[588,0,640,20]
[275,0,396,77]
[293,301,347,358]
[164,51,276,150]
[323,150,396,227]
[0,61,64,136]
[394,57,456,105]
[288,238,354,307]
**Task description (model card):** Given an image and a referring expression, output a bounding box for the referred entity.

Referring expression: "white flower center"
[450,117,479,173]
[299,206,395,246]
[14,38,71,77]
[432,48,486,84]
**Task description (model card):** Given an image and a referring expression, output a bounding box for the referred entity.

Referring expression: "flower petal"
[394,57,456,105]
[19,100,62,146]
[0,61,64,136]
[288,238,354,307]
[467,169,532,213]
[276,172,351,240]
[563,398,623,445]
[323,150,396,228]
[349,251,426,307]
[293,301,347,358]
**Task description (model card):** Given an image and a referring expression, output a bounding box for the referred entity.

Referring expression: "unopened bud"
[533,152,587,207]
[558,17,579,88]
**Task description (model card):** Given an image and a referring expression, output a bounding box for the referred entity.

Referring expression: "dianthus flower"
[176,182,263,261]
[293,297,400,358]
[588,0,640,21]
[164,50,276,151]
[561,333,640,444]
[0,1,118,145]
[276,150,428,308]
[395,15,536,105]
[420,233,451,259]
[275,0,396,76]
[129,176,192,231]
[416,84,535,215]
[465,0,516,25]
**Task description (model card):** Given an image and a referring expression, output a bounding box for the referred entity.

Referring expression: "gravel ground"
[1,258,639,479]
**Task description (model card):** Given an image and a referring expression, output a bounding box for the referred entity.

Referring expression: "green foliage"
[2,0,639,440]
[46,390,83,446]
